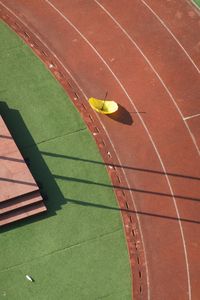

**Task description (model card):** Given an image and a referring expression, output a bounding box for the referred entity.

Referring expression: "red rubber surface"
[1,1,200,299]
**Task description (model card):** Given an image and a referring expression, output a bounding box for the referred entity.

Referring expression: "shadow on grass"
[1,101,199,230]
[40,152,200,181]
[66,198,200,224]
[54,174,200,202]
[0,101,66,232]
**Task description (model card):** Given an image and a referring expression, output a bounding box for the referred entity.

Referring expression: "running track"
[1,1,200,299]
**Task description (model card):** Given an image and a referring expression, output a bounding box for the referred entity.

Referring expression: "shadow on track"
[107,103,133,125]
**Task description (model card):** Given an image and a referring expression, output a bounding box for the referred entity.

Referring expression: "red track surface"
[1,1,200,299]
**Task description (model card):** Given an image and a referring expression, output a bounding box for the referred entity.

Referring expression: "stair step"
[0,202,47,226]
[0,190,42,214]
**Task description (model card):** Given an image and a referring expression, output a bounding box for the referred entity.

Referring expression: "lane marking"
[94,0,199,155]
[184,113,200,121]
[140,0,200,74]
[0,3,149,298]
[189,0,200,14]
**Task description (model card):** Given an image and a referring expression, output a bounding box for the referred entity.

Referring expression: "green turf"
[193,0,200,7]
[0,21,131,299]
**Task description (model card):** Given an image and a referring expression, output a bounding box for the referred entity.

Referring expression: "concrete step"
[0,190,42,214]
[0,202,47,226]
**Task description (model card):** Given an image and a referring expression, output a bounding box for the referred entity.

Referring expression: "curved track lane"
[139,0,200,69]
[1,1,200,299]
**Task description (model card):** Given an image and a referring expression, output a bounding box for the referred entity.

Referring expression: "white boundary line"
[184,113,200,120]
[94,1,199,155]
[140,0,200,74]
[44,1,192,299]
[0,3,150,298]
[189,0,200,13]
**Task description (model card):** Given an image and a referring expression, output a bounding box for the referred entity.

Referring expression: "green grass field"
[0,21,131,299]
[193,0,200,7]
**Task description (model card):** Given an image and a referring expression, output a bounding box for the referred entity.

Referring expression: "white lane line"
[189,0,200,14]
[184,113,200,121]
[45,1,192,299]
[0,3,150,297]
[140,0,200,74]
[94,0,199,156]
